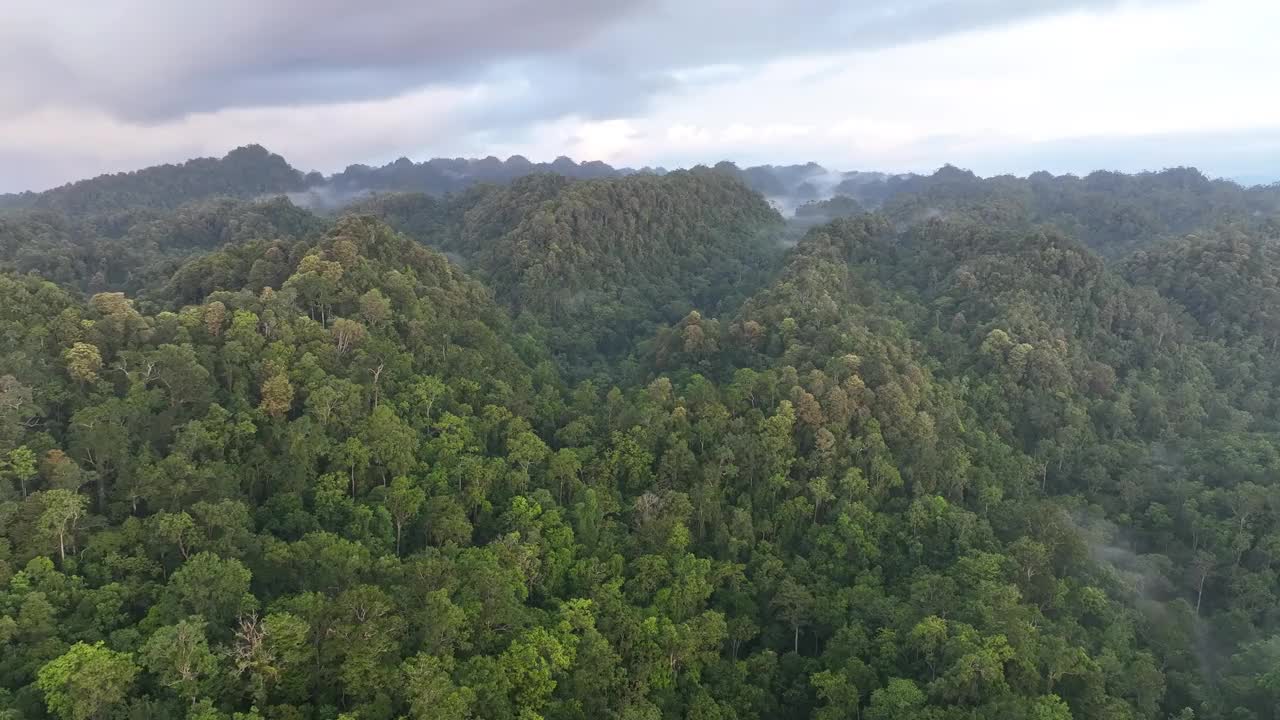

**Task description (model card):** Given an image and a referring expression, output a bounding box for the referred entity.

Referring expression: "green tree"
[37,489,88,563]
[169,552,253,624]
[772,577,814,654]
[402,653,475,720]
[3,445,37,498]
[141,618,219,704]
[866,678,927,720]
[811,668,860,720]
[37,641,138,720]
[150,510,198,561]
[385,475,426,556]
[363,405,418,485]
[230,612,311,706]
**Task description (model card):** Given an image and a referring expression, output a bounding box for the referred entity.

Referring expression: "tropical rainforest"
[1,146,1280,720]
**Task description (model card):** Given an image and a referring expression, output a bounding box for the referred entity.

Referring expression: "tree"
[4,445,37,498]
[506,429,549,487]
[284,254,344,324]
[259,373,294,419]
[866,678,927,720]
[37,641,138,720]
[0,375,34,448]
[811,668,860,720]
[331,436,371,498]
[69,401,129,510]
[909,616,948,681]
[43,449,88,492]
[402,653,475,720]
[64,342,103,384]
[772,577,814,654]
[169,552,253,624]
[1191,550,1215,616]
[362,405,418,485]
[141,618,218,704]
[358,289,392,327]
[149,344,213,409]
[500,626,576,719]
[332,584,404,702]
[150,510,197,561]
[547,448,582,504]
[386,475,426,555]
[37,489,88,563]
[204,300,227,337]
[89,292,145,348]
[331,317,367,356]
[230,612,311,706]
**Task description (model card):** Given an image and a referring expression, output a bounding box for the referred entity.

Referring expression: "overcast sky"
[3,0,1279,192]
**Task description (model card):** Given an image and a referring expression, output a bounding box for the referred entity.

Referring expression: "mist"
[1066,507,1225,682]
[284,185,376,212]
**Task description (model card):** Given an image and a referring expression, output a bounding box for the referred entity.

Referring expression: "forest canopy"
[1,148,1280,720]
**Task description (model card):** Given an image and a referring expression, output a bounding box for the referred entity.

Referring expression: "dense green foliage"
[1124,226,1280,347]
[794,196,865,220]
[0,198,323,296]
[2,151,1280,720]
[862,165,1280,257]
[327,155,627,197]
[350,171,785,377]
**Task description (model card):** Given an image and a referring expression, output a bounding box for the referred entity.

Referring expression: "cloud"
[0,1,648,120]
[2,0,1174,123]
[0,85,486,191]
[490,0,1280,175]
[3,0,1276,192]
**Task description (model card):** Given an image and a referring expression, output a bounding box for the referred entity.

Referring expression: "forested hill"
[0,146,308,216]
[5,150,1280,720]
[0,147,636,218]
[0,197,325,295]
[870,165,1280,257]
[319,169,786,376]
[8,145,1277,259]
[324,155,635,198]
[1123,226,1280,346]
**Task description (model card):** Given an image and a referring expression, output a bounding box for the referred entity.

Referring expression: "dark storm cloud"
[1,0,1181,123]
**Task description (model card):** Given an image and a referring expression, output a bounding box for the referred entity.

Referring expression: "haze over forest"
[2,136,1280,720]
[5,2,1280,720]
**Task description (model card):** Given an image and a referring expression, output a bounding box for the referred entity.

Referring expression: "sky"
[3,0,1280,192]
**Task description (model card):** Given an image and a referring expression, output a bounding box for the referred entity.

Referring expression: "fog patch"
[1066,507,1224,680]
[1072,510,1173,600]
[283,185,375,212]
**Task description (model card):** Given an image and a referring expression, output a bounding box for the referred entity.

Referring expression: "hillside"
[2,151,1280,720]
[868,166,1280,257]
[1124,226,1280,346]
[0,146,307,216]
[349,170,786,376]
[325,155,634,199]
[0,197,324,295]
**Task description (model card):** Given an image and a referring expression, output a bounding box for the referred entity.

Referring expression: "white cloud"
[0,84,487,190]
[2,0,1279,190]
[480,0,1280,176]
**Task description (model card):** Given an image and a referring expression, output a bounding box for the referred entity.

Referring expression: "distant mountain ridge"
[0,147,659,217]
[0,145,906,218]
[0,145,308,215]
[4,145,1279,257]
